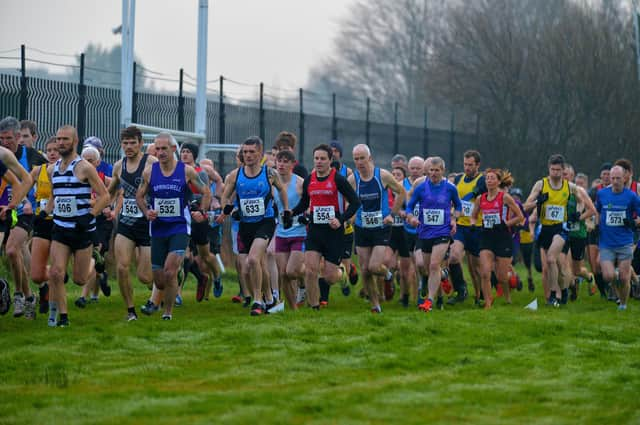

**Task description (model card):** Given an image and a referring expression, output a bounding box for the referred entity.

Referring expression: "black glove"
[536,192,549,207]
[231,209,241,220]
[568,212,581,223]
[223,204,234,215]
[623,218,636,229]
[189,199,201,212]
[298,214,310,225]
[76,213,94,232]
[282,210,293,229]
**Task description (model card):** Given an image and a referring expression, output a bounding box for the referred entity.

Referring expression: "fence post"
[393,102,399,154]
[423,105,429,158]
[131,61,137,124]
[259,82,265,142]
[19,44,27,120]
[178,68,184,131]
[365,97,370,147]
[218,76,225,172]
[77,53,86,148]
[449,110,455,171]
[331,93,337,140]
[299,88,305,162]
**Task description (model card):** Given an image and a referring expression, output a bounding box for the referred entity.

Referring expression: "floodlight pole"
[195,0,209,160]
[634,0,640,81]
[120,0,136,128]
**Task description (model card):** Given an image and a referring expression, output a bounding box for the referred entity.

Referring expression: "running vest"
[119,154,149,227]
[456,173,483,226]
[149,161,191,237]
[308,168,343,225]
[274,175,306,238]
[479,191,506,230]
[338,164,353,235]
[52,157,94,230]
[235,165,274,223]
[354,167,390,229]
[2,145,37,214]
[540,177,570,226]
[403,177,418,234]
[35,164,52,217]
[566,192,587,238]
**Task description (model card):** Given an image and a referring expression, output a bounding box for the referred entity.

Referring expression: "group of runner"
[0,115,638,326]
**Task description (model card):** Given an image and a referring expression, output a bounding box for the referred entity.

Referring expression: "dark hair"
[44,136,57,148]
[393,166,407,178]
[276,150,296,162]
[120,125,142,142]
[313,144,332,159]
[275,131,297,149]
[614,158,633,173]
[243,136,263,149]
[548,154,565,167]
[19,120,37,136]
[463,150,481,164]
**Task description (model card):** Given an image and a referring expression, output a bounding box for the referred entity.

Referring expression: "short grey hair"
[352,143,371,157]
[426,156,446,170]
[391,154,408,164]
[0,116,20,134]
[155,132,178,148]
[81,146,101,161]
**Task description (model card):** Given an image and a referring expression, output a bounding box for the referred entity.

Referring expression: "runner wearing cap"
[83,136,113,177]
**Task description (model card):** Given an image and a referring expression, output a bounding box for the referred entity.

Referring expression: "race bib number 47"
[313,206,335,224]
[423,208,444,226]
[605,210,625,227]
[240,198,265,217]
[54,197,77,217]
[155,198,180,217]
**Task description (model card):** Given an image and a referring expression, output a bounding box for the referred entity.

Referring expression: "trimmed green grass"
[1,267,639,425]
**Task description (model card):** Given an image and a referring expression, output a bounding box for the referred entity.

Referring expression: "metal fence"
[0,46,480,175]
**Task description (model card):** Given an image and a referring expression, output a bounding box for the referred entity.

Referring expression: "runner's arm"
[136,166,152,218]
[523,180,543,213]
[79,160,110,216]
[290,176,310,216]
[449,183,462,219]
[405,182,422,216]
[0,146,32,208]
[269,167,288,210]
[382,170,405,215]
[335,173,360,223]
[572,183,596,221]
[106,160,122,201]
[186,165,212,212]
[503,193,525,227]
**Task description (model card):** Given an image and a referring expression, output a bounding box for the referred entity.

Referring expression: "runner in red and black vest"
[290,144,360,309]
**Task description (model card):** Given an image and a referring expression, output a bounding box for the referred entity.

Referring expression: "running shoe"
[400,293,409,308]
[319,301,329,308]
[231,294,243,303]
[13,292,25,317]
[435,296,444,310]
[74,297,87,309]
[161,314,172,321]
[617,304,627,311]
[384,273,395,301]
[339,266,350,296]
[0,279,10,316]
[546,294,559,308]
[175,294,183,306]
[56,317,70,327]
[296,287,306,307]
[527,276,535,292]
[98,272,111,297]
[250,302,265,316]
[370,305,382,314]
[267,301,285,314]
[446,285,467,305]
[213,277,223,298]
[348,263,359,286]
[141,300,159,315]
[570,280,578,301]
[496,285,504,298]
[127,311,138,322]
[560,288,569,305]
[38,283,49,314]
[48,314,57,327]
[509,273,519,289]
[418,298,433,312]
[441,278,453,295]
[588,274,596,296]
[24,295,36,320]
[89,296,99,303]
[516,276,523,291]
[196,275,207,302]
[242,296,252,308]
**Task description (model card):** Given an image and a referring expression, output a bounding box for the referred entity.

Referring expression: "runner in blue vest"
[136,133,211,321]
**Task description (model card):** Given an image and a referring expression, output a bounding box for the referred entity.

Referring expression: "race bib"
[413,204,420,217]
[461,200,474,217]
[605,210,625,227]
[567,221,580,232]
[313,206,335,224]
[122,198,143,218]
[240,197,265,217]
[154,198,180,217]
[483,213,501,229]
[392,214,404,227]
[361,211,383,228]
[423,208,444,226]
[545,204,565,221]
[54,197,78,217]
[39,199,51,215]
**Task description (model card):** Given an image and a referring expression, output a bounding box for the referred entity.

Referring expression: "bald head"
[610,165,625,192]
[352,144,371,157]
[408,156,424,179]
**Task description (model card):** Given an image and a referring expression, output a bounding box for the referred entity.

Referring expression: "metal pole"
[365,97,370,147]
[120,0,135,128]
[331,93,337,140]
[423,105,429,157]
[195,0,209,158]
[299,88,305,161]
[393,102,399,154]
[218,76,225,172]
[178,68,185,131]
[259,82,265,142]
[131,61,137,124]
[77,53,86,146]
[19,44,27,120]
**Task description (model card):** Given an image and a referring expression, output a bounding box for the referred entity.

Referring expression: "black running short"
[305,224,344,265]
[341,232,354,260]
[32,217,53,240]
[567,236,587,261]
[15,214,33,233]
[538,224,568,251]
[420,236,450,254]
[479,230,513,258]
[191,220,210,246]
[208,226,221,254]
[390,226,410,258]
[117,221,151,247]
[52,224,94,252]
[94,216,113,253]
[354,226,391,248]
[238,218,276,255]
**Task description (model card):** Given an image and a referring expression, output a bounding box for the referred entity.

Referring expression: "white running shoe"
[267,301,285,314]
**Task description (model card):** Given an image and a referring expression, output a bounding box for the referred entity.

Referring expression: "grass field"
[1,266,639,425]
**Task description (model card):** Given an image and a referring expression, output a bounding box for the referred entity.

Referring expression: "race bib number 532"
[154,198,180,217]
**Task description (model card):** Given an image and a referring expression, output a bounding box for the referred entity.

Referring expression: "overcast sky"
[1,0,355,92]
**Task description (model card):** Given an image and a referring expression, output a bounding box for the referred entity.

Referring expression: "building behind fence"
[0,45,480,174]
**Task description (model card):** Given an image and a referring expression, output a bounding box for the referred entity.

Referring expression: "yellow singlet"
[539,177,569,226]
[34,165,52,217]
[456,174,482,226]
